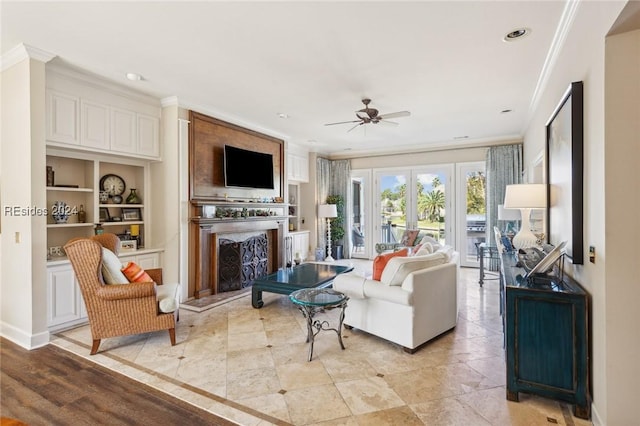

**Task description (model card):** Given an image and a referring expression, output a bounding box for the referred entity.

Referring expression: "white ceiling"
[1,1,568,156]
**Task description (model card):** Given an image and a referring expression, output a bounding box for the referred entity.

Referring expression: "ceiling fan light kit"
[325,98,410,132]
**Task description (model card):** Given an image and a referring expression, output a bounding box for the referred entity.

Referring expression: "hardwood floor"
[0,338,236,426]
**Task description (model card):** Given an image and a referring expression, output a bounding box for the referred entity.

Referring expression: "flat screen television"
[224,145,274,189]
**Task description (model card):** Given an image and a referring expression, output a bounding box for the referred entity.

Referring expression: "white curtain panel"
[330,159,351,258]
[316,157,331,252]
[486,144,523,266]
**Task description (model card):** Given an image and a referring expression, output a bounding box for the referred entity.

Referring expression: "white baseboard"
[0,321,50,349]
[591,403,603,426]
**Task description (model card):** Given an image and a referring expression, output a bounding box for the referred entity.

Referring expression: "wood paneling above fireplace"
[188,110,284,201]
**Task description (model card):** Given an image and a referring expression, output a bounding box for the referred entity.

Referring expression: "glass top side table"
[289,288,349,361]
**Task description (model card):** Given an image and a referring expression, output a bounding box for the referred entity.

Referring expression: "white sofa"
[333,250,459,353]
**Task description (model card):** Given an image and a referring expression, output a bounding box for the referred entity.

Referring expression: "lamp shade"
[318,204,337,218]
[503,184,547,209]
[498,204,521,221]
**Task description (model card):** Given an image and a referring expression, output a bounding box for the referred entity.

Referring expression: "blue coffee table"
[251,263,353,308]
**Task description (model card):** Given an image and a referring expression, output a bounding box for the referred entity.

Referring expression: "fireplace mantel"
[189,215,286,298]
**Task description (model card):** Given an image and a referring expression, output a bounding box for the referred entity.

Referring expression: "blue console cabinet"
[501,253,591,419]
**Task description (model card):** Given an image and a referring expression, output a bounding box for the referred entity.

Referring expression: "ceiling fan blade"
[347,122,363,133]
[378,111,411,120]
[324,120,361,126]
[378,120,399,126]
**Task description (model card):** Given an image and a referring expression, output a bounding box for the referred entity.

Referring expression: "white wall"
[604,27,640,426]
[521,2,629,424]
[0,57,49,348]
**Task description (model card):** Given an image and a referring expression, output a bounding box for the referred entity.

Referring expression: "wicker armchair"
[64,234,177,355]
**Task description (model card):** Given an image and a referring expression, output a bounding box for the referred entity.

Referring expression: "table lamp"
[503,184,547,250]
[318,204,338,261]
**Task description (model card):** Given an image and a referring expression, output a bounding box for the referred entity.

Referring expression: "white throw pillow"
[436,245,455,263]
[101,247,128,284]
[380,252,447,286]
[419,235,442,251]
[414,242,433,256]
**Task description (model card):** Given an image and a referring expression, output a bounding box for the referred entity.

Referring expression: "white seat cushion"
[380,252,447,286]
[156,283,179,313]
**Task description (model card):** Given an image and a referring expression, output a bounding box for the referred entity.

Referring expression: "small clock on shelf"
[100,174,126,197]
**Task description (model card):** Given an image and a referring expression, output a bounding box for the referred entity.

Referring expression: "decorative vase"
[126,188,140,204]
[78,204,86,223]
[111,194,123,204]
[51,201,69,224]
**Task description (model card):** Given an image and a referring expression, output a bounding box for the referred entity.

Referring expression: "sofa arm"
[333,273,367,299]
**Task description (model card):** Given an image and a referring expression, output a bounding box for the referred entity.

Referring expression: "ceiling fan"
[325,98,411,132]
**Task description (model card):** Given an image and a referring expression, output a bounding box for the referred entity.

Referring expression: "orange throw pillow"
[121,261,153,283]
[372,248,409,281]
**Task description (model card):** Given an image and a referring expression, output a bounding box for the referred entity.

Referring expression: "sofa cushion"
[101,247,128,285]
[121,261,153,283]
[372,248,409,280]
[380,252,447,286]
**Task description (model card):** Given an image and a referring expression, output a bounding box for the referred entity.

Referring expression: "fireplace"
[218,234,269,292]
[189,212,286,298]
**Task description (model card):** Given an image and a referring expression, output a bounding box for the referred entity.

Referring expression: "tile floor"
[52,263,593,426]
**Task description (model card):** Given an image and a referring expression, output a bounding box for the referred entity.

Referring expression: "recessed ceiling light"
[501,109,513,114]
[277,113,289,119]
[503,28,531,42]
[125,72,143,81]
[454,136,469,140]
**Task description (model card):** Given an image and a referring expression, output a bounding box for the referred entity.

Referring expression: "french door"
[374,166,453,249]
[456,162,486,267]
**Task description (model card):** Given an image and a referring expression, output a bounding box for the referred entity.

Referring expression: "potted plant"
[326,194,345,260]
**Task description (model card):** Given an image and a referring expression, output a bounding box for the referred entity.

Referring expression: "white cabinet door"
[119,252,160,270]
[111,107,137,154]
[47,264,85,327]
[297,154,309,183]
[81,100,110,149]
[136,253,160,269]
[287,152,296,181]
[288,153,309,183]
[291,231,310,261]
[47,91,79,145]
[137,114,160,158]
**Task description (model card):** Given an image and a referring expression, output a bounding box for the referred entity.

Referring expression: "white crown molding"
[525,0,581,129]
[1,43,56,72]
